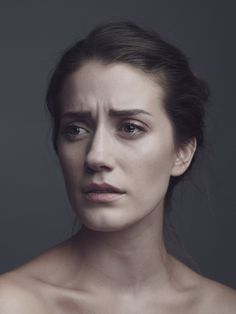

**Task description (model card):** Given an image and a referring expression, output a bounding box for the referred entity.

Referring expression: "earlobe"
[171,137,197,176]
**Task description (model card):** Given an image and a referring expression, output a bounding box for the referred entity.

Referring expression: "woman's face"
[57,60,189,232]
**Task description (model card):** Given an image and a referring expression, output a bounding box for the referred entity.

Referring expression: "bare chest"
[42,289,204,314]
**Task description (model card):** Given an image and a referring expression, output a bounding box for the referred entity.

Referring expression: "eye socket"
[61,121,146,141]
[119,121,145,137]
[62,125,89,140]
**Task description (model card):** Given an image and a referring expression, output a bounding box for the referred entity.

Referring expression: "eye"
[119,121,145,137]
[62,125,89,140]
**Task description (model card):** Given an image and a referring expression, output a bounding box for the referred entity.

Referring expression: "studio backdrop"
[0,0,235,289]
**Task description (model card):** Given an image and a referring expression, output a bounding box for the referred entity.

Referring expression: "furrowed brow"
[60,109,152,120]
[60,111,92,120]
[109,109,152,117]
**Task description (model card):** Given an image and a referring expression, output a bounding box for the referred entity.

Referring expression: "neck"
[70,206,173,295]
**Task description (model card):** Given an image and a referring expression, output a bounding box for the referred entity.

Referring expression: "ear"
[171,137,197,177]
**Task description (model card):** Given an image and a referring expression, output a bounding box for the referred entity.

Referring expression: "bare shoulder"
[171,258,236,313]
[0,273,49,314]
[0,237,78,313]
[200,278,236,313]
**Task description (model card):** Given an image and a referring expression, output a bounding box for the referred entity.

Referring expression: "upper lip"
[82,182,125,194]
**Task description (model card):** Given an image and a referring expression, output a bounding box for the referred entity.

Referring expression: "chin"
[78,210,137,233]
[83,223,121,233]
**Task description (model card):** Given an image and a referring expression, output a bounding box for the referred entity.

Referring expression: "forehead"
[60,60,166,115]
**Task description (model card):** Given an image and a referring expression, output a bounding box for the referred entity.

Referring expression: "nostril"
[84,158,113,173]
[84,163,95,174]
[84,152,113,173]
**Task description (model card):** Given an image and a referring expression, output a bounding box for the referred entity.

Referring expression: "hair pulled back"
[46,20,209,215]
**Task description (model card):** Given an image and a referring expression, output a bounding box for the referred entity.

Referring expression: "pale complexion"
[56,60,196,296]
[1,60,236,313]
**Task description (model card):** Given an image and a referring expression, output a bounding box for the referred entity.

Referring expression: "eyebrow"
[60,109,152,120]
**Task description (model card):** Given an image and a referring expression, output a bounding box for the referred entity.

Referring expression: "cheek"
[57,144,85,185]
[124,137,174,202]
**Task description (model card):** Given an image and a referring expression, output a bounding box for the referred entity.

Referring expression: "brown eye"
[119,122,145,137]
[63,125,88,140]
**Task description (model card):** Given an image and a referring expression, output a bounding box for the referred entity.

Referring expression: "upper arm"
[0,277,47,314]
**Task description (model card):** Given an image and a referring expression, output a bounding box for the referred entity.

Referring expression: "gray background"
[0,0,235,288]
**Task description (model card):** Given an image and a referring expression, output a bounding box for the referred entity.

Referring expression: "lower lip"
[84,192,126,203]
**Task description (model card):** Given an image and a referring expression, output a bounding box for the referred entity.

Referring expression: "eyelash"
[118,122,145,137]
[62,121,146,140]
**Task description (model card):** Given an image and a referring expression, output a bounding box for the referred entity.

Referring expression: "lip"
[82,182,126,203]
[82,182,125,194]
[84,192,125,203]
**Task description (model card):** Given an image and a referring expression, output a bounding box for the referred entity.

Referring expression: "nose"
[84,125,114,173]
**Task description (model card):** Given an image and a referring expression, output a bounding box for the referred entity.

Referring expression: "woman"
[0,21,236,313]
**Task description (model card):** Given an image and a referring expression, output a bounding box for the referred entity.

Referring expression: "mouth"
[84,191,125,203]
[82,182,126,203]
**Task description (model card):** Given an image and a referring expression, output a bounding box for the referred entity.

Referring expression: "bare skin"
[0,236,236,313]
[1,61,235,313]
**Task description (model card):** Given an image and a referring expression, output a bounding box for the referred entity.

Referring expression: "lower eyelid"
[62,125,89,137]
[61,122,146,138]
